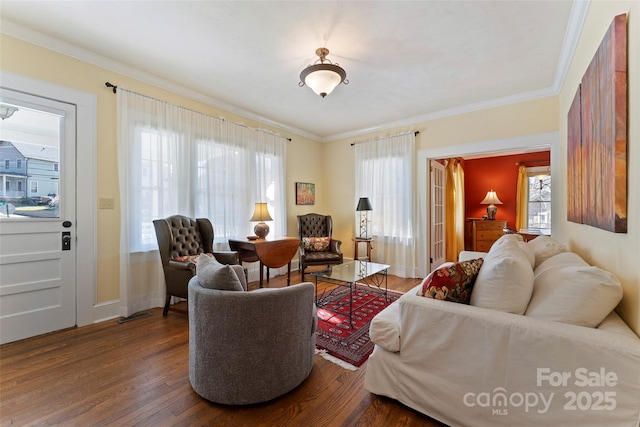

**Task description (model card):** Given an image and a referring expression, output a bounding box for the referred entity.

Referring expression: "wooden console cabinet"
[464,219,507,252]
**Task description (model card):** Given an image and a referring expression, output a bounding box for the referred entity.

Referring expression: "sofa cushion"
[527,235,568,268]
[470,238,534,314]
[493,233,524,247]
[417,259,484,304]
[196,253,244,291]
[517,241,535,268]
[492,235,534,268]
[533,251,588,275]
[302,237,330,252]
[526,254,623,327]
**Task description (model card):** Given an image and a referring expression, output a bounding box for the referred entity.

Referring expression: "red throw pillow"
[417,258,484,304]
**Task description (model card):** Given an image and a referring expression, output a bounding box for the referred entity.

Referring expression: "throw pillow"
[196,253,244,291]
[527,235,568,269]
[517,241,536,268]
[492,234,524,249]
[172,253,213,264]
[417,258,484,304]
[525,262,623,328]
[533,251,588,276]
[493,235,535,268]
[173,254,199,263]
[470,238,534,314]
[302,237,330,252]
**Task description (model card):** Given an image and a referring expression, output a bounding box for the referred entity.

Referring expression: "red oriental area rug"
[315,284,403,369]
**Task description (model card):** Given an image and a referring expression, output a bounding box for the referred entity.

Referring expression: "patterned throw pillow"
[172,253,213,264]
[417,258,484,304]
[302,237,331,252]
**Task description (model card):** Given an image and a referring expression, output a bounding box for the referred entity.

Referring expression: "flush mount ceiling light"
[299,47,348,98]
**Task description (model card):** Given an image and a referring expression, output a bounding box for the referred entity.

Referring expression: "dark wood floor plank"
[0,272,440,427]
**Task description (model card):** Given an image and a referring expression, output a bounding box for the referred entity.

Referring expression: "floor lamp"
[356,197,372,238]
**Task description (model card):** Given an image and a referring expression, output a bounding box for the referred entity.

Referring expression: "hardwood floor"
[0,270,446,427]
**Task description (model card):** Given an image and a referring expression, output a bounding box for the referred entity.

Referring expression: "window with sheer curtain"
[118,89,286,252]
[117,88,286,314]
[354,132,417,278]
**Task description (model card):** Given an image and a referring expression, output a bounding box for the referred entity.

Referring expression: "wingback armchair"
[153,215,239,316]
[297,213,343,279]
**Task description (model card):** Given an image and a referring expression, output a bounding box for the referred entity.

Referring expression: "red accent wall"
[464,152,550,228]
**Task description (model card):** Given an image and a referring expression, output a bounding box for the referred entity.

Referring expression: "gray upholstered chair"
[297,213,343,279]
[153,215,239,316]
[188,276,317,405]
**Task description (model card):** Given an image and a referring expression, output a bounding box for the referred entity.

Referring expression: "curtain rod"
[104,82,292,142]
[516,160,550,166]
[350,131,419,146]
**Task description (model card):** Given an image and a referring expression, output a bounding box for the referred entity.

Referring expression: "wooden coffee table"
[312,260,390,328]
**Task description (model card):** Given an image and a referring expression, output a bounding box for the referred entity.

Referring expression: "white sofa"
[364,235,640,427]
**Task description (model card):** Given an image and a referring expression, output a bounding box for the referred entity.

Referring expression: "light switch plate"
[99,198,114,209]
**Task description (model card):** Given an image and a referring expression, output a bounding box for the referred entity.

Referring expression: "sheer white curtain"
[117,88,286,315]
[355,132,417,278]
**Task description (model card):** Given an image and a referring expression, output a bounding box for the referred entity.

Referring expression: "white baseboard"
[91,300,121,324]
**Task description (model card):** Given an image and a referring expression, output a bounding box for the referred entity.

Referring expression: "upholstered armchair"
[188,274,317,405]
[153,215,239,316]
[297,213,343,279]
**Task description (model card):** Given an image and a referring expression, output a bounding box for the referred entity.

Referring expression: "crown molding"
[552,0,591,92]
[321,86,557,143]
[3,0,589,145]
[0,19,321,142]
[322,0,590,143]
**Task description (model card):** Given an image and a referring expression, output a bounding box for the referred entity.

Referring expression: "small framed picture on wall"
[296,182,315,205]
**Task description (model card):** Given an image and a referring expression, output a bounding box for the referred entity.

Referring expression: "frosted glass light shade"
[302,67,345,97]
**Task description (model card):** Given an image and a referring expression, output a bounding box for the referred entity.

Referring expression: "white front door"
[430,160,446,272]
[0,88,77,344]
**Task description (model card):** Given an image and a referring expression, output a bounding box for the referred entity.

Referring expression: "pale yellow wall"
[0,34,323,303]
[4,8,638,335]
[323,96,559,259]
[556,1,640,334]
[286,137,327,233]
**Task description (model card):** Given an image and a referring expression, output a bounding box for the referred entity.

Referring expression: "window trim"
[526,166,551,230]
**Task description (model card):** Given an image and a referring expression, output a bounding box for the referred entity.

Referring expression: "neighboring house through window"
[527,167,551,230]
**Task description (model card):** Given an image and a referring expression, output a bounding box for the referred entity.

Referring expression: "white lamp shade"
[480,190,503,205]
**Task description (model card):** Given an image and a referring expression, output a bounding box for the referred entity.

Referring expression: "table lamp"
[480,190,503,220]
[356,197,373,238]
[250,202,273,239]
